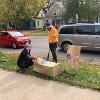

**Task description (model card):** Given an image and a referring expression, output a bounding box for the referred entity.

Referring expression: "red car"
[0,30,31,48]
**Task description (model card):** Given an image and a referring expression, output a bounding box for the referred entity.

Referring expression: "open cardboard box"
[33,57,61,77]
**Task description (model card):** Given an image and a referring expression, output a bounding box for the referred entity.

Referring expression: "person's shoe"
[53,60,57,63]
[55,61,57,63]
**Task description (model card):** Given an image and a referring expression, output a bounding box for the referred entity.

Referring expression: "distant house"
[35,10,45,29]
[35,1,65,29]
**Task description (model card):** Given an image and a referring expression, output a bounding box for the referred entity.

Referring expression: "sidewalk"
[0,69,100,100]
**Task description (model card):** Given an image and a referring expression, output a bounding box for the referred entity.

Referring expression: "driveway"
[0,36,100,62]
[0,69,100,100]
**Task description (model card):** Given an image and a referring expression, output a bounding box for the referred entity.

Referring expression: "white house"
[35,1,65,29]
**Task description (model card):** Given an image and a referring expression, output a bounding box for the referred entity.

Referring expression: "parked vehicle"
[0,30,31,49]
[58,23,100,52]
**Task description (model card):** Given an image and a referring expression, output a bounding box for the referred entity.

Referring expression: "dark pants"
[49,43,57,63]
[17,58,34,69]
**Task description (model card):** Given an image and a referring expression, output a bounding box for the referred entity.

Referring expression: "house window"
[44,9,48,15]
[54,13,57,16]
[37,21,39,26]
[41,14,43,17]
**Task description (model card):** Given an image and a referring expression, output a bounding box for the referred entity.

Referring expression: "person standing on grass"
[47,25,59,63]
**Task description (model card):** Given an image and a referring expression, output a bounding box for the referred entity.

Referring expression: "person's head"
[24,39,30,44]
[47,25,53,31]
[24,43,31,51]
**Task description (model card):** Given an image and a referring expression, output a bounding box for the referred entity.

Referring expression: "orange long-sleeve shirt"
[48,26,59,43]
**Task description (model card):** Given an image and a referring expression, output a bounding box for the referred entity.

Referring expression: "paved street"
[0,69,100,100]
[0,36,100,62]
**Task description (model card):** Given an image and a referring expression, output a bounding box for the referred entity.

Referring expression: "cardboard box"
[67,60,79,68]
[33,57,61,77]
[67,45,81,68]
[67,45,80,56]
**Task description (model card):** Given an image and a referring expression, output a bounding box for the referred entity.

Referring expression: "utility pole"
[76,13,78,23]
[97,9,100,23]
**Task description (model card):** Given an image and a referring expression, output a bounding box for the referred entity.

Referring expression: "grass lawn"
[21,30,47,36]
[0,51,100,91]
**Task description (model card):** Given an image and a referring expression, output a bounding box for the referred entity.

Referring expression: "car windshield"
[9,32,24,37]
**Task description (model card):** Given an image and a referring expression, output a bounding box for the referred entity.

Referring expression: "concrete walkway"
[0,69,100,100]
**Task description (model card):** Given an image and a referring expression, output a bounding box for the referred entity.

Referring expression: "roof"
[38,1,64,17]
[56,2,64,9]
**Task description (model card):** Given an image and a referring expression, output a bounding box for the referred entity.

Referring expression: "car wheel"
[12,43,17,49]
[62,42,71,52]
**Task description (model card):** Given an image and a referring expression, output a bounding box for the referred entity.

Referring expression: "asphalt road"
[0,36,100,62]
